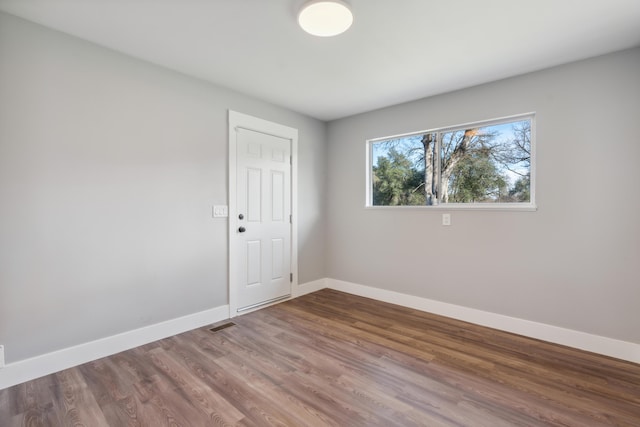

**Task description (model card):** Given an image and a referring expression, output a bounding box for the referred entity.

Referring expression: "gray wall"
[0,12,326,363]
[326,48,640,344]
[1,10,637,366]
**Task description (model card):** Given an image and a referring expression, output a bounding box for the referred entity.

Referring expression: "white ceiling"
[1,0,639,121]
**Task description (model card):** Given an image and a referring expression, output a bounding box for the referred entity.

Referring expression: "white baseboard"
[327,278,640,364]
[0,305,229,390]
[0,278,327,390]
[293,277,328,298]
[3,278,638,390]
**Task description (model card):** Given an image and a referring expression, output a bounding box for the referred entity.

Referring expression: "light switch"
[213,205,228,218]
[442,213,451,226]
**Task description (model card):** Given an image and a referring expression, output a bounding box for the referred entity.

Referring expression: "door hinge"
[289,214,292,224]
[290,155,292,165]
[290,273,293,282]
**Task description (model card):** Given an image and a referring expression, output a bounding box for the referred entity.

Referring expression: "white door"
[228,111,297,314]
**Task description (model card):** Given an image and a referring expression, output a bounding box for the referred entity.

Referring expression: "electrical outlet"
[0,345,5,368]
[442,213,451,226]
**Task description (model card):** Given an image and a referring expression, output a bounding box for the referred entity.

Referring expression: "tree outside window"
[370,116,533,207]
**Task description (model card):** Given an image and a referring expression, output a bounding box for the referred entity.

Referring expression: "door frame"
[227,110,298,317]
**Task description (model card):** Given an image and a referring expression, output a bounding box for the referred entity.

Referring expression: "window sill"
[364,203,537,212]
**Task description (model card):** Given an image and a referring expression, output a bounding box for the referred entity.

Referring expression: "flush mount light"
[298,0,353,37]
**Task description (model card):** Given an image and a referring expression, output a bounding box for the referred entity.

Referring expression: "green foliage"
[508,175,530,202]
[448,149,508,202]
[372,149,425,205]
[371,118,532,205]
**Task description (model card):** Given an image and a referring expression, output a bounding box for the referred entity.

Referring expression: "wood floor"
[1,289,639,426]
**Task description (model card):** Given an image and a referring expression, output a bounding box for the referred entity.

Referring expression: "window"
[367,114,534,209]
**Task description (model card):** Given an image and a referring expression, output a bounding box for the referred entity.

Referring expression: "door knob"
[238,226,246,233]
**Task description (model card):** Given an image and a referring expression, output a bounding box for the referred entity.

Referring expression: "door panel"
[246,240,261,286]
[271,171,284,221]
[271,238,284,280]
[246,168,262,222]
[236,127,291,310]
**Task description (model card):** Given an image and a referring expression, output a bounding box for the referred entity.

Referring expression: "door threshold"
[237,294,291,314]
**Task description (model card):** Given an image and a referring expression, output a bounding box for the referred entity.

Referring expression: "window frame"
[365,113,536,211]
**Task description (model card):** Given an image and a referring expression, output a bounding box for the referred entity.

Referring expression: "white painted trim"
[366,112,536,210]
[227,110,299,317]
[5,277,636,390]
[223,278,327,317]
[363,204,537,212]
[290,132,299,296]
[327,278,640,364]
[0,305,229,390]
[293,278,328,298]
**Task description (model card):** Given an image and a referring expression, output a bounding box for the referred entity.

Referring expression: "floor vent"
[209,322,235,332]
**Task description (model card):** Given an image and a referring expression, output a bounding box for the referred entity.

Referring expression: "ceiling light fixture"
[298,0,353,37]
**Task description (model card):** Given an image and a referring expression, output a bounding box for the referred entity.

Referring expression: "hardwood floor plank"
[148,347,245,424]
[1,289,639,426]
[49,367,109,426]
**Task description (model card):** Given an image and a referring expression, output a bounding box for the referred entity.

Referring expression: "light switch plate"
[213,205,228,218]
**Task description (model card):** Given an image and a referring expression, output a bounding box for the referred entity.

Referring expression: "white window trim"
[365,113,537,211]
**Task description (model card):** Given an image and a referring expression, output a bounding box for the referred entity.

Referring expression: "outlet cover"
[0,345,4,368]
